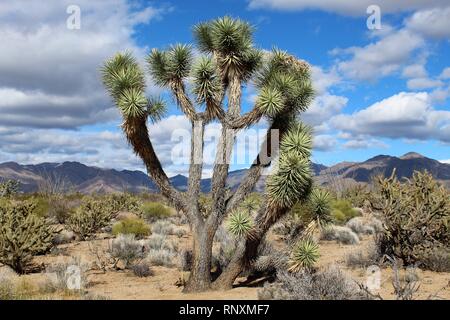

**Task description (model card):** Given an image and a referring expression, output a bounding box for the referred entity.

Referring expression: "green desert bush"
[0,201,55,273]
[140,201,172,220]
[375,170,450,269]
[331,199,359,224]
[67,197,113,240]
[112,217,150,239]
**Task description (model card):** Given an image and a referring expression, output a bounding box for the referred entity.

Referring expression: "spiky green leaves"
[257,87,285,117]
[102,52,148,118]
[117,88,147,118]
[195,16,252,55]
[308,188,332,227]
[280,123,313,159]
[255,49,314,115]
[227,210,255,238]
[147,44,193,87]
[147,97,167,123]
[194,17,262,80]
[267,154,312,208]
[266,121,313,208]
[288,238,319,272]
[192,56,222,105]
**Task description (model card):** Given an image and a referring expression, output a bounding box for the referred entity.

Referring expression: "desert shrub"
[140,202,172,220]
[258,266,369,300]
[0,277,42,300]
[288,238,319,272]
[47,197,78,224]
[52,230,76,245]
[420,247,450,272]
[0,180,20,198]
[0,201,54,273]
[145,234,178,267]
[147,249,176,267]
[110,234,145,268]
[346,242,381,268]
[131,262,153,277]
[320,225,359,245]
[106,193,142,214]
[346,216,383,235]
[341,184,374,208]
[67,198,113,240]
[375,171,450,268]
[145,234,178,252]
[112,217,150,239]
[151,220,175,235]
[331,199,359,224]
[28,196,51,218]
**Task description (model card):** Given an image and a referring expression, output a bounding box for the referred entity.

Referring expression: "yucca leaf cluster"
[288,238,320,272]
[227,210,255,238]
[267,123,313,209]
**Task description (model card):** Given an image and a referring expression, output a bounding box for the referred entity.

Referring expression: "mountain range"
[0,152,449,194]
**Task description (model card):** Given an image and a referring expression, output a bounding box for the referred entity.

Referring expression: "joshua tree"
[102,16,314,292]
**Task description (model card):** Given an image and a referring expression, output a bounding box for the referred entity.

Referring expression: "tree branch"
[122,117,186,212]
[171,81,199,121]
[225,115,288,214]
[207,75,242,229]
[187,120,206,225]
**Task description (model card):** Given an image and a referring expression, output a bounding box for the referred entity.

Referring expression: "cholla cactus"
[0,201,54,273]
[288,238,320,272]
[102,16,314,292]
[67,197,113,240]
[0,180,20,198]
[375,170,450,268]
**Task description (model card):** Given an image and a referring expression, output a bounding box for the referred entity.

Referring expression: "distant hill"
[314,152,450,188]
[0,152,449,194]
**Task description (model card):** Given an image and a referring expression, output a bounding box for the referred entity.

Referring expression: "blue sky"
[0,0,449,176]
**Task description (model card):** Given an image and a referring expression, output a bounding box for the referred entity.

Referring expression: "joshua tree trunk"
[102,16,314,293]
[184,223,215,292]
